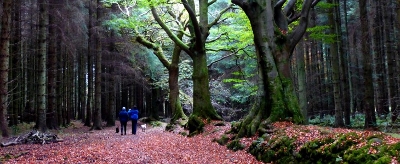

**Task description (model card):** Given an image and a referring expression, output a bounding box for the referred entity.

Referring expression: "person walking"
[130,105,139,135]
[118,107,129,135]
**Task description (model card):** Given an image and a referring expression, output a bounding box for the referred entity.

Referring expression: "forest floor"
[0,120,263,164]
[1,120,400,163]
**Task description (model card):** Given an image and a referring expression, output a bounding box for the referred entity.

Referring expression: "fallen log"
[1,130,63,147]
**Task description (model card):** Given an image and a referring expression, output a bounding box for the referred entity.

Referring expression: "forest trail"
[0,121,263,164]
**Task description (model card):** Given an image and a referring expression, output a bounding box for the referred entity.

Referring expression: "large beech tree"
[152,0,232,133]
[231,0,320,137]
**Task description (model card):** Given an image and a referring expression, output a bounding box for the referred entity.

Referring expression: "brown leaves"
[0,121,263,164]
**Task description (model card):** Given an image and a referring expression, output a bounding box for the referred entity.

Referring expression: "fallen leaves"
[0,121,263,164]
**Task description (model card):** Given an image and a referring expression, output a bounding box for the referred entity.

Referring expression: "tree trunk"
[85,0,94,127]
[328,0,344,127]
[9,0,22,127]
[169,48,186,123]
[340,0,351,126]
[47,0,59,130]
[359,0,376,128]
[191,52,221,120]
[92,0,103,130]
[0,0,12,138]
[296,41,308,124]
[37,0,48,132]
[381,0,396,121]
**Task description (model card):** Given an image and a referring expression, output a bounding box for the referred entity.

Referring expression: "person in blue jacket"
[130,105,139,135]
[118,107,129,135]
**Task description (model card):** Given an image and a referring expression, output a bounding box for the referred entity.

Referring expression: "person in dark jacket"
[118,107,129,135]
[130,106,139,135]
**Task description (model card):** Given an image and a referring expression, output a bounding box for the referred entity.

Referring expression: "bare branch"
[207,51,236,68]
[206,32,227,43]
[208,4,233,29]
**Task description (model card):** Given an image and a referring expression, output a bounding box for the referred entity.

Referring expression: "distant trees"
[1,0,400,137]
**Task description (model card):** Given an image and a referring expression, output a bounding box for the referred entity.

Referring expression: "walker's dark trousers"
[121,121,127,135]
[132,120,138,134]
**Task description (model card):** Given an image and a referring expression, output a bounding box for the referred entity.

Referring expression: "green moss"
[229,121,241,133]
[269,77,303,124]
[227,139,245,151]
[298,132,400,163]
[298,137,336,162]
[214,134,230,145]
[165,124,175,131]
[187,114,205,136]
[179,131,188,136]
[249,136,297,163]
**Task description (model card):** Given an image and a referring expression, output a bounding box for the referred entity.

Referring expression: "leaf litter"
[0,121,263,164]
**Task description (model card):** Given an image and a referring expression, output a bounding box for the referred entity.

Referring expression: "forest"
[0,0,400,163]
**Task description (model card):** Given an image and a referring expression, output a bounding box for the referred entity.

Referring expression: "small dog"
[116,126,119,133]
[140,124,146,132]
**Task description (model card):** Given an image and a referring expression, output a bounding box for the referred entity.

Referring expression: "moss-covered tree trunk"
[189,52,222,131]
[182,0,223,134]
[169,39,187,123]
[232,0,316,137]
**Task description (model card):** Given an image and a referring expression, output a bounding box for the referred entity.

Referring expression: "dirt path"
[1,121,263,164]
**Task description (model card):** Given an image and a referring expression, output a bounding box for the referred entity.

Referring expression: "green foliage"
[307,25,337,43]
[309,114,336,126]
[309,113,393,130]
[315,1,338,9]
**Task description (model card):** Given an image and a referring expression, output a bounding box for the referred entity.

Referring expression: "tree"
[359,0,376,128]
[92,0,103,130]
[85,0,95,127]
[295,41,307,124]
[231,0,320,137]
[37,0,49,132]
[47,0,61,130]
[327,0,344,127]
[0,0,12,138]
[157,0,234,133]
